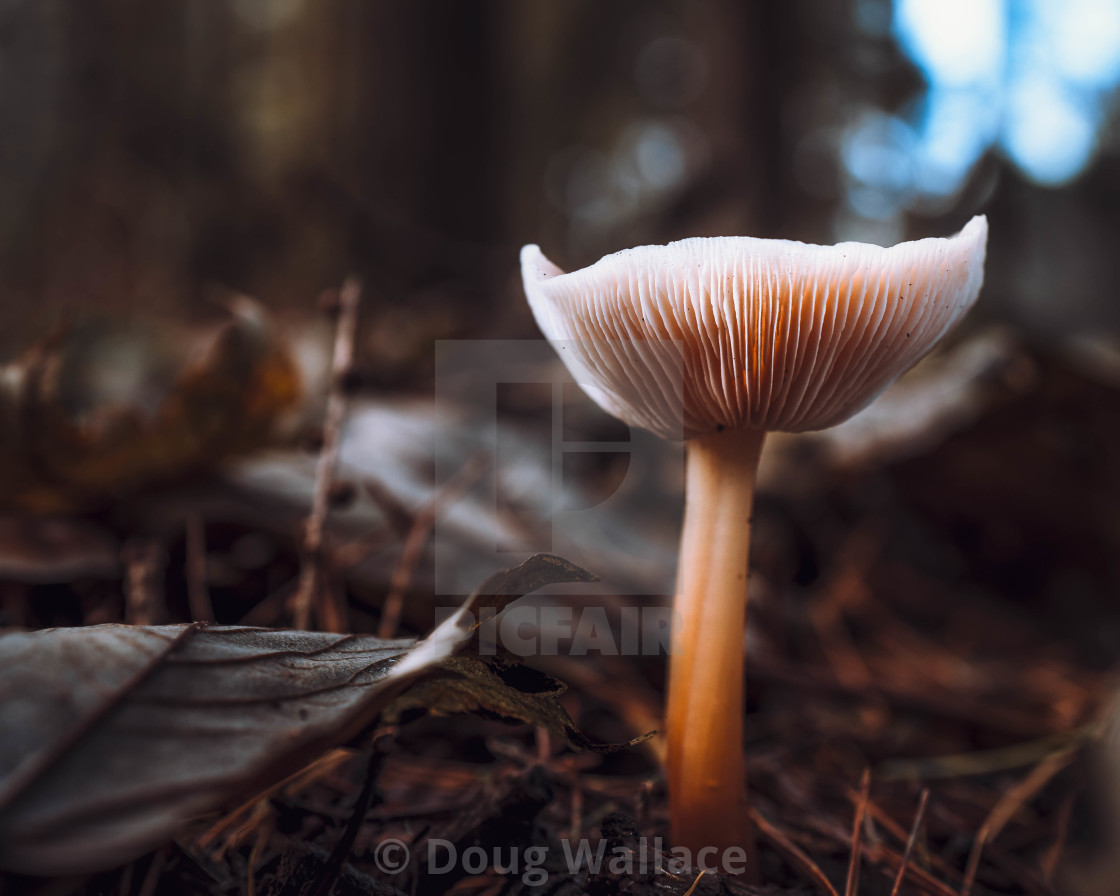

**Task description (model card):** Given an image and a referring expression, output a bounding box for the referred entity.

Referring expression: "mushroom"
[520,217,987,852]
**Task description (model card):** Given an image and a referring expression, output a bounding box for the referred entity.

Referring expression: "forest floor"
[2,314,1119,896]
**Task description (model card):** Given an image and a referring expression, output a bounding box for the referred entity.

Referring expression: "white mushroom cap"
[521,216,987,440]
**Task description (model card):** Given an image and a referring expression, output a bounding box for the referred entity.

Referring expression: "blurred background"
[3,0,1120,356]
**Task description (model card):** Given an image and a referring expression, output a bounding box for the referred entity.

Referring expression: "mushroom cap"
[521,216,987,440]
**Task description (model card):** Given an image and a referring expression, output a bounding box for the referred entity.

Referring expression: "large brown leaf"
[0,620,464,875]
[0,553,600,876]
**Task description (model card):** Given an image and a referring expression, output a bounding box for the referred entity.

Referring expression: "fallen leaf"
[2,300,301,513]
[0,617,466,875]
[389,555,651,754]
[463,552,599,620]
[389,653,653,754]
[0,553,607,876]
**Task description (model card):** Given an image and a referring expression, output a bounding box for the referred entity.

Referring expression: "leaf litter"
[0,326,1118,895]
[0,554,610,877]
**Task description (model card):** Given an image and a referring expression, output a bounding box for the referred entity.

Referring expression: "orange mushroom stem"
[666,425,764,849]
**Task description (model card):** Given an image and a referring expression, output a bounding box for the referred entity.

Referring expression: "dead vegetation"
[1,304,1118,895]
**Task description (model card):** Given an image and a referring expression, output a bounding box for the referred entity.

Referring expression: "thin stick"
[569,780,583,840]
[124,539,164,626]
[845,768,871,896]
[185,514,214,622]
[136,847,167,896]
[851,789,961,885]
[318,571,351,635]
[890,788,930,896]
[377,453,486,639]
[880,726,1094,781]
[246,825,268,896]
[876,845,959,896]
[195,749,354,850]
[749,808,840,896]
[363,478,416,538]
[292,276,362,630]
[1040,791,1073,883]
[961,745,1075,896]
[682,870,706,896]
[308,749,382,896]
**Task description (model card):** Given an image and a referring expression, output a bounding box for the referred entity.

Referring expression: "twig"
[136,846,167,896]
[536,726,553,762]
[363,478,416,538]
[749,807,840,896]
[634,779,655,832]
[185,514,214,622]
[1040,791,1074,883]
[319,569,351,634]
[844,769,870,896]
[569,779,583,840]
[844,786,961,886]
[292,276,362,631]
[206,800,270,862]
[194,748,355,850]
[377,453,486,639]
[879,725,1095,781]
[324,478,417,569]
[870,843,959,896]
[412,766,552,896]
[308,748,383,896]
[960,745,1076,896]
[124,538,164,626]
[682,870,706,895]
[247,823,269,896]
[890,789,930,896]
[810,526,881,695]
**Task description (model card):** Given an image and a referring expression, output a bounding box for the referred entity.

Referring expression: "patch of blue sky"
[878,0,1120,198]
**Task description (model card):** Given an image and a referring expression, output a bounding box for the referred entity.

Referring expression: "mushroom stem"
[667,425,765,853]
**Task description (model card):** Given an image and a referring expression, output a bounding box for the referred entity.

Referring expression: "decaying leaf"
[0,553,613,876]
[390,555,649,753]
[390,653,652,754]
[0,299,301,513]
[0,619,466,875]
[463,552,599,619]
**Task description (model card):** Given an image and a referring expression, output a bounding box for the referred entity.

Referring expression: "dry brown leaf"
[464,552,598,618]
[0,553,602,876]
[2,299,301,513]
[387,555,650,753]
[0,619,465,875]
[389,652,653,754]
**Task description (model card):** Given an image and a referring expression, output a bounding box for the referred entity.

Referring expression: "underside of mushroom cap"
[521,216,987,440]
